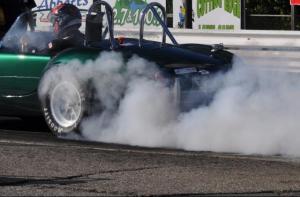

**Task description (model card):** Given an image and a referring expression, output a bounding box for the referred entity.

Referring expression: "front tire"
[40,80,86,137]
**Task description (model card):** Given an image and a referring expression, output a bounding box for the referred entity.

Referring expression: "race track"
[1,117,300,196]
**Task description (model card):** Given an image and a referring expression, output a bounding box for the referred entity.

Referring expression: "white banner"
[173,0,241,31]
[35,0,91,10]
[173,0,186,29]
[112,0,165,28]
[34,0,165,28]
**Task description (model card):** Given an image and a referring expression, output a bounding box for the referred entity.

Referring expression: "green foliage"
[246,0,291,15]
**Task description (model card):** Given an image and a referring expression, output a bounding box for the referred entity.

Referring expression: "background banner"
[34,0,166,28]
[290,0,300,5]
[173,0,241,30]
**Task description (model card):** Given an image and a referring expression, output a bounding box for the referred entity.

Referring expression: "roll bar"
[139,2,178,47]
[87,0,118,49]
[86,1,177,49]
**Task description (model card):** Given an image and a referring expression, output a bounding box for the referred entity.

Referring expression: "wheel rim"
[50,81,82,128]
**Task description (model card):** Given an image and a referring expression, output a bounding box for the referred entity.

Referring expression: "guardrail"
[115,28,300,51]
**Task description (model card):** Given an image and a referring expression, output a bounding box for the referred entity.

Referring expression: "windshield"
[0,9,87,54]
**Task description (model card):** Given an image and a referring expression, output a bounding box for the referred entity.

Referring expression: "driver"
[48,3,84,52]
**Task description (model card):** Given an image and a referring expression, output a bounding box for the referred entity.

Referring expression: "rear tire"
[40,79,86,137]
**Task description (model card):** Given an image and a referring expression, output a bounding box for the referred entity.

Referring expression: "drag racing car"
[0,1,233,136]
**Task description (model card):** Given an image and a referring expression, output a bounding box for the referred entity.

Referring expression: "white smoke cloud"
[40,51,300,157]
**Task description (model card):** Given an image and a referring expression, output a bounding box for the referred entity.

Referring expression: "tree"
[246,0,290,15]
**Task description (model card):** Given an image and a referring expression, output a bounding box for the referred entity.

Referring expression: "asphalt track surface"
[1,117,300,196]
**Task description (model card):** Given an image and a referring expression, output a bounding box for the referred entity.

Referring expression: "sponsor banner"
[34,0,165,29]
[112,0,165,28]
[291,0,300,5]
[35,0,90,10]
[173,0,187,29]
[173,0,241,31]
[34,0,91,29]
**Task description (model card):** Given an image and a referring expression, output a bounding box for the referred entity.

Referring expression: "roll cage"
[86,0,178,49]
[139,2,178,47]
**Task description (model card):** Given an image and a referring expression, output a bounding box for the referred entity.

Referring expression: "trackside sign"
[173,0,241,30]
[291,0,300,5]
[34,0,165,28]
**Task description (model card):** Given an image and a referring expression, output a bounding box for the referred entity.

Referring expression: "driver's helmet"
[49,3,81,34]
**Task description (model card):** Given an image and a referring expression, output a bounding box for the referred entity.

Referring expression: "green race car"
[0,1,233,137]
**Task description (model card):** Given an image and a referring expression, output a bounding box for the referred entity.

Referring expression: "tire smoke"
[40,51,300,156]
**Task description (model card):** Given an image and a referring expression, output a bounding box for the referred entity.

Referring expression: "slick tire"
[40,79,87,137]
